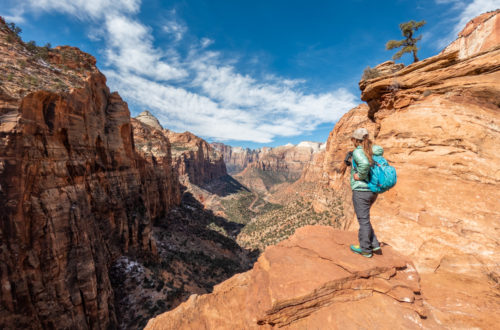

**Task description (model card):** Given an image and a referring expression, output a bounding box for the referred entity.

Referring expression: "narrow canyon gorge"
[1,9,499,330]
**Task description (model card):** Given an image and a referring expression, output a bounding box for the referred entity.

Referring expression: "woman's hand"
[354,173,360,181]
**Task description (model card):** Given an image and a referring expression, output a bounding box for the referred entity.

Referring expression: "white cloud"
[25,0,140,20]
[163,20,187,41]
[436,0,500,48]
[104,14,187,80]
[4,0,358,143]
[200,37,214,48]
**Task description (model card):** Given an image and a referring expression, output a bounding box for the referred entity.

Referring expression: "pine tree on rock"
[386,20,426,63]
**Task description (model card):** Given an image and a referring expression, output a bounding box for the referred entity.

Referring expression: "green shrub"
[362,66,381,80]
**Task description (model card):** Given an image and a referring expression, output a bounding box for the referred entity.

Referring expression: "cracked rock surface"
[145,226,436,329]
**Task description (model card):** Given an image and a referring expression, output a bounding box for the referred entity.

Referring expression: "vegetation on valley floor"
[237,195,343,251]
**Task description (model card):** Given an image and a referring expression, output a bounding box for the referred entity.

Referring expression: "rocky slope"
[0,18,180,329]
[146,226,435,329]
[299,11,500,328]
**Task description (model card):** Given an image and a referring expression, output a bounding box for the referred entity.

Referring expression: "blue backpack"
[367,155,397,193]
[352,155,397,193]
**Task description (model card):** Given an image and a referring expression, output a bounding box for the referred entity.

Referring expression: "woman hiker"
[342,128,383,258]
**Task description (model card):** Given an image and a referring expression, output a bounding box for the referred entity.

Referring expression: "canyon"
[147,9,500,329]
[1,9,500,330]
[0,18,252,330]
[212,142,324,192]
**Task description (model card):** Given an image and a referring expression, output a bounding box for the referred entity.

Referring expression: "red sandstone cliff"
[166,130,227,187]
[0,19,180,329]
[133,111,227,188]
[299,11,500,328]
[442,9,500,59]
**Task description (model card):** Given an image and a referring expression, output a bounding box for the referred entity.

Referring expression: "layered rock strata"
[0,19,180,329]
[211,143,260,174]
[166,130,227,186]
[146,226,433,329]
[212,142,324,176]
[442,9,500,59]
[300,11,500,328]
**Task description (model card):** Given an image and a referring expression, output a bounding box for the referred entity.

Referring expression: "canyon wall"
[0,19,180,329]
[212,142,324,177]
[211,143,260,174]
[167,130,227,186]
[300,11,500,328]
[134,111,227,187]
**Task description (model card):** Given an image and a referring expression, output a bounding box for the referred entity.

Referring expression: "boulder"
[146,226,434,329]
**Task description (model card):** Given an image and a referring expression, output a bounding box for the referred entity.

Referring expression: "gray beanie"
[352,128,369,140]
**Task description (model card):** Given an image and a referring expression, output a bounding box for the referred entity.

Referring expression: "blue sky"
[1,0,499,149]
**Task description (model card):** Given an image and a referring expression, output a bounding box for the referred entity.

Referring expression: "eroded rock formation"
[212,142,324,177]
[211,143,260,174]
[0,19,180,329]
[442,9,500,59]
[166,130,227,186]
[145,226,434,329]
[300,11,500,328]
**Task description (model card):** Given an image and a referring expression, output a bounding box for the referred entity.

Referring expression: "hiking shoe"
[372,246,381,252]
[350,244,372,258]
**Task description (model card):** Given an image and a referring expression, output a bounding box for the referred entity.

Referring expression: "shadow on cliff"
[110,186,259,329]
[200,174,250,197]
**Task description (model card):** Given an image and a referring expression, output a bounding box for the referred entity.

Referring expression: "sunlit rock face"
[163,130,227,186]
[135,110,163,131]
[300,11,500,328]
[442,9,500,59]
[0,18,180,329]
[145,226,434,330]
[212,142,324,196]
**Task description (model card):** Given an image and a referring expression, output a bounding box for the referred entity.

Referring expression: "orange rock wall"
[443,9,500,59]
[301,13,500,327]
[0,20,180,329]
[167,131,227,186]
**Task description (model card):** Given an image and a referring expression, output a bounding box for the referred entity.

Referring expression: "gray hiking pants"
[352,190,380,253]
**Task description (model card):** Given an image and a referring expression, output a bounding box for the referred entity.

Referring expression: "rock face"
[0,19,180,329]
[211,143,261,174]
[145,226,433,329]
[442,9,500,59]
[133,112,226,188]
[301,12,500,328]
[135,110,163,131]
[249,143,322,180]
[165,130,227,186]
[212,142,324,177]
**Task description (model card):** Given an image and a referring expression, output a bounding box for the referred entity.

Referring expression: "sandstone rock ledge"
[146,226,435,329]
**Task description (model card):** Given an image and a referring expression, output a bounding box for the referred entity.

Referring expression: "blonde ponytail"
[362,137,374,165]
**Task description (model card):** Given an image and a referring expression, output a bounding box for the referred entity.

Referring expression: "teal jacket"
[350,145,384,191]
